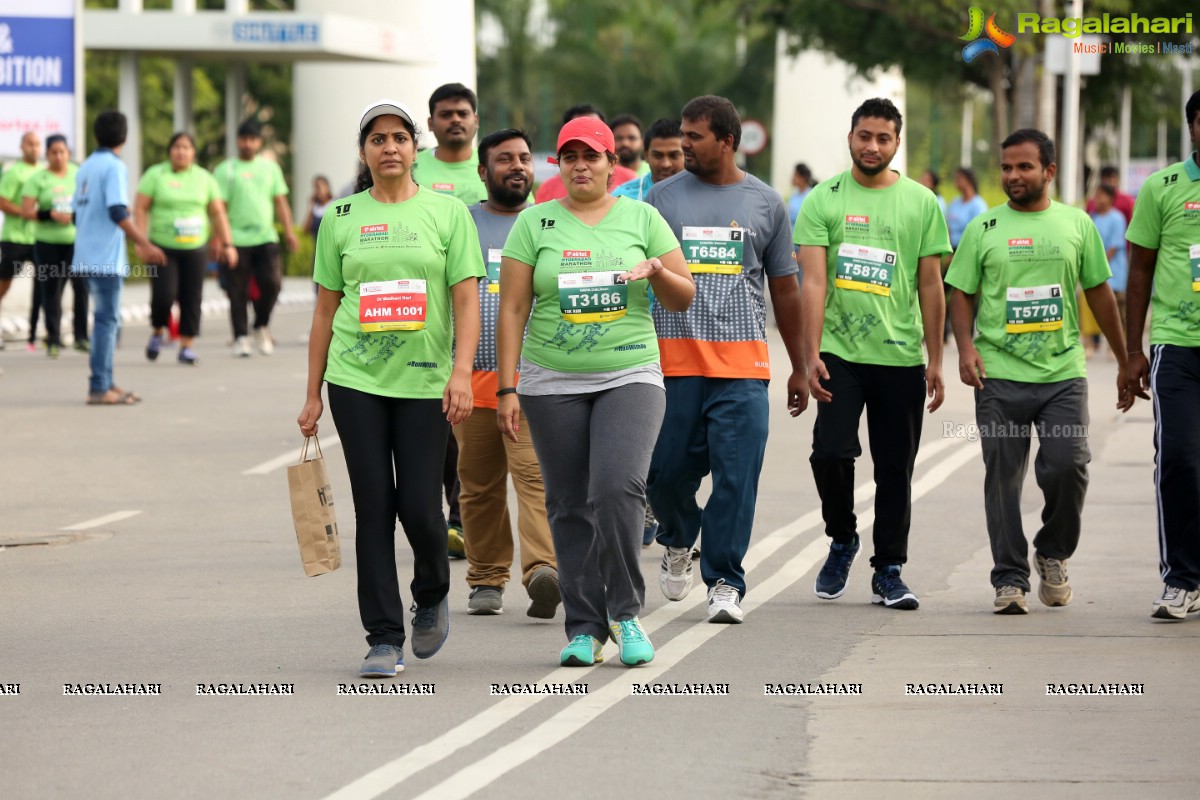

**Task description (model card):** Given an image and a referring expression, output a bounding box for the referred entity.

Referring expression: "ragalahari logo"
[960,7,1016,62]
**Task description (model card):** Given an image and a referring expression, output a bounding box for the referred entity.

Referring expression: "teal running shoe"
[560,634,603,666]
[616,617,654,666]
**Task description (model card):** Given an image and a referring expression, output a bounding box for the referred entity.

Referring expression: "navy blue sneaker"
[642,503,659,547]
[871,565,919,610]
[814,535,859,599]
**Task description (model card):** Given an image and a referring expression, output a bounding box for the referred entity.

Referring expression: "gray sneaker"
[410,596,450,659]
[468,586,503,615]
[526,566,561,619]
[360,643,404,678]
[1035,554,1072,607]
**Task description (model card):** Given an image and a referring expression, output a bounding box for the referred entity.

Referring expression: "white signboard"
[0,0,80,159]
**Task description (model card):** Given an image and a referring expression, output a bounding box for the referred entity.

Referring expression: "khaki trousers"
[453,407,555,589]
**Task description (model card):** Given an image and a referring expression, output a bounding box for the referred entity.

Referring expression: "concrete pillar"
[173,60,194,135]
[1058,0,1082,204]
[118,53,141,181]
[293,0,477,213]
[960,97,973,169]
[225,63,245,163]
[1118,87,1131,188]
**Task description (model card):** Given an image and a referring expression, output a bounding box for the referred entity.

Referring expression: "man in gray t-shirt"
[645,95,806,623]
[458,129,558,620]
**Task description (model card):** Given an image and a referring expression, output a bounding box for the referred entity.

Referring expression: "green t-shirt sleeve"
[444,202,485,286]
[644,205,679,259]
[19,172,39,201]
[944,216,983,294]
[794,187,829,247]
[1125,183,1161,250]
[1078,215,1112,289]
[271,163,288,198]
[136,165,157,197]
[203,169,220,205]
[0,168,19,202]
[313,212,343,292]
[919,192,952,257]
[502,209,537,265]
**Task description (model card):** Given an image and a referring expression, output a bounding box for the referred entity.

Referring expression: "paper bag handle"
[298,434,324,464]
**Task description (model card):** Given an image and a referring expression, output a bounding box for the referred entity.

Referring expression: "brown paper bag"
[286,435,341,577]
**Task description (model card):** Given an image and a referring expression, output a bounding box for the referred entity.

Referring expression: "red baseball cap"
[556,117,616,155]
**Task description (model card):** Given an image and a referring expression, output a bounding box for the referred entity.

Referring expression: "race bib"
[558,271,627,324]
[51,193,73,214]
[359,279,428,332]
[1005,284,1063,333]
[486,248,502,294]
[682,226,743,275]
[1190,244,1200,292]
[835,243,895,296]
[173,216,204,245]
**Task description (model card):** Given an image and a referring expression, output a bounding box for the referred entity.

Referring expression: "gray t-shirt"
[646,170,796,379]
[468,202,521,373]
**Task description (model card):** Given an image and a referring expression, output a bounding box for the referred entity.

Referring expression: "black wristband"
[495,387,517,397]
[37,208,52,221]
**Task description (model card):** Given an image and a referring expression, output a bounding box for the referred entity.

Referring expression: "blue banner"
[0,17,75,94]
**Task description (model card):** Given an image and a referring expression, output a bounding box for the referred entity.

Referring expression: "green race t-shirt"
[412,149,487,205]
[314,187,485,399]
[1,160,38,244]
[946,201,1110,383]
[502,197,679,373]
[795,171,950,366]
[21,164,78,245]
[1125,153,1200,347]
[213,156,288,247]
[137,162,221,249]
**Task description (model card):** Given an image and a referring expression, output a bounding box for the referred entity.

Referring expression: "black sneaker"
[871,565,919,610]
[410,596,450,658]
[815,535,859,599]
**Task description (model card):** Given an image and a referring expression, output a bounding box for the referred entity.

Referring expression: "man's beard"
[488,175,530,207]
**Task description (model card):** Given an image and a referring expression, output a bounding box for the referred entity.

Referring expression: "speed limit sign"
[741,119,768,156]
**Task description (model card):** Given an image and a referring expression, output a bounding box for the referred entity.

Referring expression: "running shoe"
[659,546,693,601]
[47,344,60,359]
[447,525,466,559]
[526,565,561,619]
[73,339,89,353]
[993,585,1028,615]
[616,618,654,666]
[467,586,503,615]
[254,326,274,356]
[232,336,251,358]
[178,347,199,365]
[410,596,449,658]
[643,503,659,546]
[560,634,603,666]
[359,644,404,678]
[1151,584,1200,621]
[814,534,859,600]
[707,579,744,623]
[871,565,919,610]
[146,334,162,361]
[1035,554,1072,607]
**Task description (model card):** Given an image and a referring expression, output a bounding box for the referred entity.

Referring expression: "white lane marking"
[411,442,978,800]
[322,438,976,800]
[242,435,341,476]
[59,510,143,531]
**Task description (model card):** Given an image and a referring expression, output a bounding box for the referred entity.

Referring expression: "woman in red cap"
[496,117,695,667]
[297,100,484,678]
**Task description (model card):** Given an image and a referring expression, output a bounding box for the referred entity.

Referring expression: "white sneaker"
[254,327,274,355]
[232,336,251,358]
[1151,583,1200,620]
[707,579,743,624]
[659,546,694,601]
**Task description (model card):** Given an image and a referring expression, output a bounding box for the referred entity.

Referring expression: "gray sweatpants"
[521,383,666,643]
[975,378,1090,590]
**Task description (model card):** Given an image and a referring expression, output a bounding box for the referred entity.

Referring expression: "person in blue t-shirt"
[73,110,166,405]
[1089,183,1128,350]
[611,118,684,203]
[945,167,988,249]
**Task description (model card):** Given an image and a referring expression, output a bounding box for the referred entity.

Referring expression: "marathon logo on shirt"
[561,249,592,268]
[360,224,389,244]
[432,183,455,192]
[1184,201,1200,219]
[845,215,871,236]
[1008,238,1035,255]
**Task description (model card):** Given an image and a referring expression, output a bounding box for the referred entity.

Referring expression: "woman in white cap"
[496,117,694,667]
[297,100,484,678]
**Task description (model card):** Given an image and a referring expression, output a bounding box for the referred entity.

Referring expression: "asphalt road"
[1,291,1195,800]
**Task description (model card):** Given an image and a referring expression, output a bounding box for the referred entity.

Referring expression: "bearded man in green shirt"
[947,129,1136,615]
